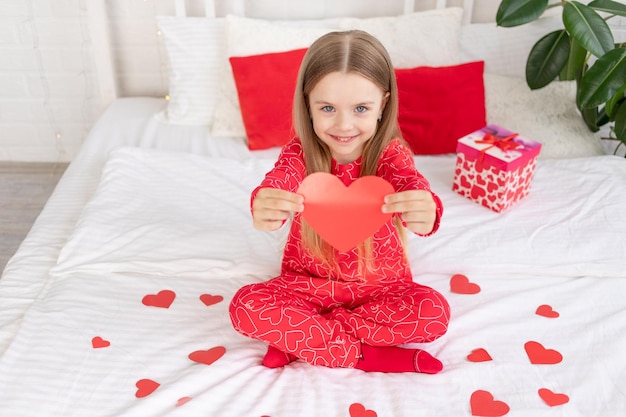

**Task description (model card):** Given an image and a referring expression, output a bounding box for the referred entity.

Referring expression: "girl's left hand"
[382,190,437,235]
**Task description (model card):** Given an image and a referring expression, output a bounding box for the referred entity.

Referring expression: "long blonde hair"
[293,30,406,275]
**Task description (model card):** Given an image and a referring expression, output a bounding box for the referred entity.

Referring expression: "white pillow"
[484,73,605,159]
[211,15,337,138]
[156,16,225,126]
[459,12,563,78]
[338,8,463,68]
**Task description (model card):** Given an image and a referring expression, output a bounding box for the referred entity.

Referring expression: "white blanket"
[1,147,625,416]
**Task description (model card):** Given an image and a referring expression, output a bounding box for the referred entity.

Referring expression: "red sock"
[355,344,443,374]
[262,345,298,368]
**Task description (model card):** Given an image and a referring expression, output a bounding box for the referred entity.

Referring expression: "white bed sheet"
[1,98,626,416]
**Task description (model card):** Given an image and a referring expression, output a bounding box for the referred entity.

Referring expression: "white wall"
[0,0,505,162]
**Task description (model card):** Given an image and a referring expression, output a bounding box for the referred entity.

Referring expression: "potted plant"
[496,0,626,156]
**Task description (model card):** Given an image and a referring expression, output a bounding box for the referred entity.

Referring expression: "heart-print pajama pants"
[229,274,450,368]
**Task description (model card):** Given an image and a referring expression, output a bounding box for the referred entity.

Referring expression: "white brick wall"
[0,0,504,162]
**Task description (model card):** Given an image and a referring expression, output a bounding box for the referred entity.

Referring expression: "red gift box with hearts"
[452,124,541,212]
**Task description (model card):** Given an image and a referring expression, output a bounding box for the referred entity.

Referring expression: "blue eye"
[322,105,334,112]
[355,106,367,113]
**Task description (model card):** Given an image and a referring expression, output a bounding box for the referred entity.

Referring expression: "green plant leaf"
[614,101,626,141]
[526,30,571,89]
[496,0,549,27]
[605,85,626,119]
[563,1,614,58]
[589,0,626,18]
[560,38,587,80]
[579,48,626,108]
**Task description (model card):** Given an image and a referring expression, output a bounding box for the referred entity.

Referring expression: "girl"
[229,30,449,374]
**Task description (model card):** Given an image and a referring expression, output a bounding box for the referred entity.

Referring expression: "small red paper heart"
[467,348,492,362]
[297,172,393,252]
[188,346,226,365]
[176,396,192,407]
[535,304,559,318]
[135,379,160,398]
[524,341,562,364]
[200,294,224,307]
[450,274,481,294]
[470,390,510,416]
[538,388,569,407]
[142,290,175,308]
[91,336,110,349]
[349,403,378,417]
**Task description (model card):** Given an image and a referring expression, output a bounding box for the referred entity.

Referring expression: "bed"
[1,0,625,416]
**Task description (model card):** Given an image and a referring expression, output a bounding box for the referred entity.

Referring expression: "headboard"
[87,0,476,116]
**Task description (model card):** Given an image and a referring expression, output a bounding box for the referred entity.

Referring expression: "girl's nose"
[335,112,354,130]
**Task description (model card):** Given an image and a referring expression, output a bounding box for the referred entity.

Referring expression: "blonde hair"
[293,30,406,276]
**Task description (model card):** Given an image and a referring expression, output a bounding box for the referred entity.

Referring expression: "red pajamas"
[230,274,450,367]
[229,138,449,367]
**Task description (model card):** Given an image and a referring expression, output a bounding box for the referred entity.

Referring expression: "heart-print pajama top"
[252,137,443,284]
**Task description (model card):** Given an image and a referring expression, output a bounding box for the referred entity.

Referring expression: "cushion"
[230,48,308,150]
[338,8,463,68]
[211,15,336,139]
[396,61,486,155]
[483,73,605,158]
[155,16,225,126]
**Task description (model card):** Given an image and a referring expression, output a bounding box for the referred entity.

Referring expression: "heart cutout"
[176,396,192,407]
[535,304,559,318]
[189,346,226,366]
[135,379,160,398]
[142,290,176,308]
[524,341,562,364]
[200,294,224,307]
[467,348,492,362]
[91,336,111,349]
[450,274,481,294]
[470,390,510,416]
[349,403,378,417]
[297,172,393,252]
[538,388,569,407]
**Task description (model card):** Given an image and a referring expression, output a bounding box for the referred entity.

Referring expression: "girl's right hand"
[252,188,304,231]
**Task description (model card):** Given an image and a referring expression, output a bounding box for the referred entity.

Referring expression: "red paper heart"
[91,336,111,349]
[524,341,562,364]
[467,348,492,362]
[135,379,160,398]
[297,172,393,252]
[142,290,176,308]
[200,294,224,307]
[538,388,569,407]
[470,390,510,416]
[349,403,378,417]
[450,274,481,294]
[188,346,226,365]
[176,396,192,407]
[535,304,559,318]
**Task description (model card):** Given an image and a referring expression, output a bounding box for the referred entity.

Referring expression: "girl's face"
[308,71,389,164]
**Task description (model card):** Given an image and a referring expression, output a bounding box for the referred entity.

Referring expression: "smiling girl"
[229,30,449,374]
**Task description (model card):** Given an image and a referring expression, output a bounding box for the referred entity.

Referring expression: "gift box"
[452,124,542,212]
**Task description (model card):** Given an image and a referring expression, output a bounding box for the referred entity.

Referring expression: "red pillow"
[229,48,308,150]
[395,61,486,155]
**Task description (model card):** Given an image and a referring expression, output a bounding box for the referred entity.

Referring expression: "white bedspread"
[1,142,625,416]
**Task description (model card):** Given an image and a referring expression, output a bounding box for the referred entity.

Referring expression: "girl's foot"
[262,345,298,368]
[355,344,443,374]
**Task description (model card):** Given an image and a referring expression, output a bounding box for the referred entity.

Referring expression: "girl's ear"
[380,91,391,118]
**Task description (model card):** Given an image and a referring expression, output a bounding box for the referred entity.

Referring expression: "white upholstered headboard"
[87,0,476,116]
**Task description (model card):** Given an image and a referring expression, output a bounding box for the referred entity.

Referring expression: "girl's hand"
[382,190,437,235]
[252,188,304,231]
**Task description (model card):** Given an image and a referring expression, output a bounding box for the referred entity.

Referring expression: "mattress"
[1,97,625,416]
